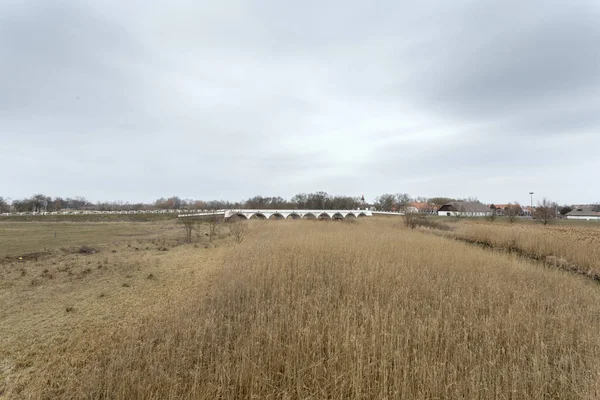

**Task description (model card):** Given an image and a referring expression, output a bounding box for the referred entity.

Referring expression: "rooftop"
[567,207,600,217]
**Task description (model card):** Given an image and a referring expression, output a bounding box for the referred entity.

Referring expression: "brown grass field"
[441,219,600,279]
[1,217,600,399]
[0,220,177,258]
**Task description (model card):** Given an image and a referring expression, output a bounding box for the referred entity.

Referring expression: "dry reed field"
[4,218,599,399]
[448,220,600,278]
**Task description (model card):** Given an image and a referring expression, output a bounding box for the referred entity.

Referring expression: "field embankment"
[19,219,600,399]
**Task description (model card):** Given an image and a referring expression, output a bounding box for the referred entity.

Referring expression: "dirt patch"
[77,246,99,255]
[1,251,51,264]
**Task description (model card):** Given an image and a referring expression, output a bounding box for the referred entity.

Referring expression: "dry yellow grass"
[450,220,600,276]
[0,221,178,259]
[0,220,224,397]
[7,218,599,399]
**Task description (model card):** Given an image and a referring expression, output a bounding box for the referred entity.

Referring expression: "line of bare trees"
[179,214,248,244]
[2,193,594,223]
[8,195,91,213]
[0,192,367,213]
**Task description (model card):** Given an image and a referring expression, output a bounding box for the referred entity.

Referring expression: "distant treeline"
[6,193,587,214]
[0,192,462,214]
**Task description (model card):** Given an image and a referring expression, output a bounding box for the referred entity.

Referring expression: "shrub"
[405,213,452,231]
[78,246,99,254]
[230,221,249,244]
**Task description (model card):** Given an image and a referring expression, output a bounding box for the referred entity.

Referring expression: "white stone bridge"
[178,209,374,220]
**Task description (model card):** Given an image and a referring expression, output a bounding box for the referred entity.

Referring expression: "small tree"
[30,194,49,213]
[559,206,573,216]
[395,193,412,213]
[179,216,196,242]
[488,208,497,223]
[505,202,522,223]
[535,198,555,225]
[429,197,455,207]
[404,212,418,229]
[208,215,220,242]
[374,194,396,211]
[0,197,9,213]
[12,198,33,212]
[230,221,249,244]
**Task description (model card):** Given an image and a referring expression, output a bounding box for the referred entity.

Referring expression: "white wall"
[567,215,600,220]
[438,211,458,217]
[438,211,491,217]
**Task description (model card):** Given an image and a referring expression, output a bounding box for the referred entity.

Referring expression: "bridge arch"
[357,212,367,218]
[287,213,301,220]
[332,212,344,220]
[250,213,267,220]
[346,213,356,219]
[230,213,248,221]
[303,213,316,219]
[269,213,285,220]
[318,212,331,220]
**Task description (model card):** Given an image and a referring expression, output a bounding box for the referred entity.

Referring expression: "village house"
[405,202,436,214]
[437,201,493,217]
[489,204,511,216]
[566,207,600,221]
[520,206,534,217]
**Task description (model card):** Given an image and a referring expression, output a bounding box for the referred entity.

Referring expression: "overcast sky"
[1,0,599,205]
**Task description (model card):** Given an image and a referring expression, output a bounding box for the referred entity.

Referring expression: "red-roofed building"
[406,202,437,214]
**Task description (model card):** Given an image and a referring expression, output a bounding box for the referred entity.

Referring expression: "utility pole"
[529,192,534,219]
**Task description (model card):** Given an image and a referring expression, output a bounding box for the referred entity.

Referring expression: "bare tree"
[429,197,455,207]
[374,194,396,211]
[559,206,573,216]
[12,198,33,212]
[505,202,522,223]
[230,220,249,244]
[0,197,9,213]
[30,194,49,213]
[179,216,196,242]
[208,214,221,243]
[404,212,418,229]
[395,193,412,212]
[535,198,555,225]
[488,208,497,223]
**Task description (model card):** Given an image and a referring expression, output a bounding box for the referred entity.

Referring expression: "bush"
[78,246,99,254]
[230,221,249,244]
[405,213,452,231]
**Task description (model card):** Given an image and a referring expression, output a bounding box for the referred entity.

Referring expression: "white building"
[437,202,493,217]
[566,207,600,221]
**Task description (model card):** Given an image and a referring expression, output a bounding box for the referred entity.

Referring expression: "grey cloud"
[1,0,599,204]
[399,1,600,128]
[0,2,150,127]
